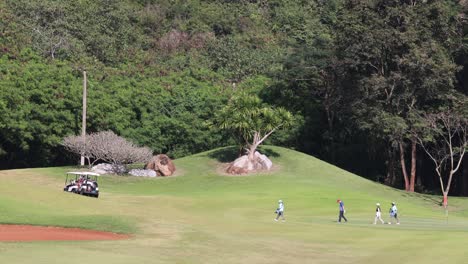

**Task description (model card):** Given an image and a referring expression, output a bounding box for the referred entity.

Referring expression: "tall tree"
[266,0,345,162]
[416,107,467,208]
[336,0,462,191]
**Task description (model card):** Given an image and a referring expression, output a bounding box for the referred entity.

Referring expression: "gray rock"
[128,169,157,177]
[227,151,273,174]
[92,163,126,174]
[255,151,272,170]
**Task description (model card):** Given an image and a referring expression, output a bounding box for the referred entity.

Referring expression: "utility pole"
[80,70,87,166]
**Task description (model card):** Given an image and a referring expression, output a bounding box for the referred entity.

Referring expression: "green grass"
[0,146,467,264]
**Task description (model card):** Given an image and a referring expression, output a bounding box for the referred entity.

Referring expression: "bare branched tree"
[62,135,93,166]
[88,131,153,166]
[415,109,467,208]
[62,131,153,171]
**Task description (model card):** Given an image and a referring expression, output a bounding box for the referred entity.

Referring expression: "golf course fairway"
[0,146,467,264]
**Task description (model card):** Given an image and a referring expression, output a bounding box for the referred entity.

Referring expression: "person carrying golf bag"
[275,200,285,222]
[388,202,400,225]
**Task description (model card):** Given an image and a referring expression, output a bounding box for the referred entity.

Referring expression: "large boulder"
[255,152,273,170]
[226,151,272,174]
[146,154,176,176]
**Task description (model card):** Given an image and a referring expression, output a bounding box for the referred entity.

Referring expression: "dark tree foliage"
[0,0,467,197]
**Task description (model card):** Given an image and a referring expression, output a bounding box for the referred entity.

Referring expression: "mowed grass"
[0,146,467,264]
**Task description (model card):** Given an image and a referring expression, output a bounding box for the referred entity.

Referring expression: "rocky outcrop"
[92,163,126,174]
[146,154,176,176]
[226,151,272,174]
[226,165,248,174]
[129,169,157,177]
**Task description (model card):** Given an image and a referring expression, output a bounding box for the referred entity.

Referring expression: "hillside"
[1,0,467,196]
[0,146,467,264]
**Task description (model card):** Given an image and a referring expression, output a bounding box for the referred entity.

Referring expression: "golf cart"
[64,171,100,198]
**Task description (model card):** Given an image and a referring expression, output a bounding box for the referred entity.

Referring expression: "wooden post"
[80,71,87,166]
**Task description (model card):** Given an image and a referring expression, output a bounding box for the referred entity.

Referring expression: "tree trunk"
[248,131,260,161]
[385,148,397,186]
[439,171,455,208]
[409,139,417,192]
[86,157,91,168]
[399,141,410,191]
[443,192,448,208]
[248,144,257,160]
[325,108,336,163]
[462,158,468,196]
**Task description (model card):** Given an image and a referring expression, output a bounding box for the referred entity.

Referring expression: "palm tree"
[217,93,294,162]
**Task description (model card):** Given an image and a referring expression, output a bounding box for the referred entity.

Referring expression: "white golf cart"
[64,171,100,198]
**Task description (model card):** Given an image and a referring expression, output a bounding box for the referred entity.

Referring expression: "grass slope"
[0,146,467,264]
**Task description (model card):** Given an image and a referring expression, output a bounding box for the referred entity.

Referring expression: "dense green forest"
[0,0,467,195]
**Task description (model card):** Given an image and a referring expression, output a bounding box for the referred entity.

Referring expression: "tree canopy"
[0,0,467,196]
[216,93,294,158]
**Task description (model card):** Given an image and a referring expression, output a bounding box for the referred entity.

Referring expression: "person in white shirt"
[374,203,385,224]
[274,200,285,222]
[388,202,400,224]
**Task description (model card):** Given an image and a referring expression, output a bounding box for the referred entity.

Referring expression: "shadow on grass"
[421,196,443,206]
[207,147,238,163]
[400,192,443,207]
[207,146,281,163]
[258,147,281,159]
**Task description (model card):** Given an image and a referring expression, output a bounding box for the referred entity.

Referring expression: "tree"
[0,54,82,169]
[62,131,153,171]
[14,1,71,60]
[336,0,461,191]
[216,93,293,161]
[7,0,143,63]
[416,107,467,208]
[62,135,90,166]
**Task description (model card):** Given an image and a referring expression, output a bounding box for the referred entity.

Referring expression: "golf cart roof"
[66,171,100,176]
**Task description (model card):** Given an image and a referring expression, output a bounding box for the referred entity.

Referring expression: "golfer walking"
[275,200,285,222]
[374,203,385,224]
[388,202,400,225]
[337,199,347,223]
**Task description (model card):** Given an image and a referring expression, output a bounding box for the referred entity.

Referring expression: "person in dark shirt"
[337,199,347,223]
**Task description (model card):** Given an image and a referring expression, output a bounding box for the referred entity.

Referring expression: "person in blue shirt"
[388,202,400,225]
[274,200,285,222]
[337,199,348,223]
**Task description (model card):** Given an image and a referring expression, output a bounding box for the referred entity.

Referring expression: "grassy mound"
[0,146,467,263]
